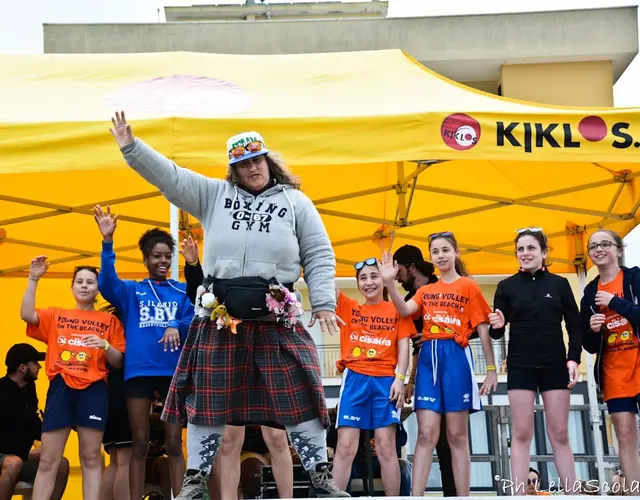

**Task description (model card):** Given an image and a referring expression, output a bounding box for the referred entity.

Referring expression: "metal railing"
[459,404,617,495]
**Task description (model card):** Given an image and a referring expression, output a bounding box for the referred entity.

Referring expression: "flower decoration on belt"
[266,283,303,328]
[195,286,241,334]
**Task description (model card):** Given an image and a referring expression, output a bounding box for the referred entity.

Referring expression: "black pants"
[436,417,456,496]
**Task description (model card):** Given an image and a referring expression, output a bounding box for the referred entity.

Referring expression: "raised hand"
[378,251,398,284]
[488,309,505,329]
[93,205,118,242]
[179,236,199,265]
[29,256,49,279]
[109,111,135,149]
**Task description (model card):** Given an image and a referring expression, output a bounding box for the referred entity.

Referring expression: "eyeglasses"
[588,240,619,252]
[528,478,537,486]
[228,141,265,160]
[428,231,454,243]
[516,227,543,233]
[354,257,377,271]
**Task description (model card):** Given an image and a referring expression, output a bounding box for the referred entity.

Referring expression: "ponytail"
[455,257,469,277]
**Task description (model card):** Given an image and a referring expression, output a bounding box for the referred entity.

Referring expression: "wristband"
[103,340,110,352]
[28,276,39,282]
[187,260,199,266]
[396,374,406,382]
[486,365,496,371]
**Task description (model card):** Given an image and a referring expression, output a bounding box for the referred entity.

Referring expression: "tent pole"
[170,203,180,279]
[576,260,607,494]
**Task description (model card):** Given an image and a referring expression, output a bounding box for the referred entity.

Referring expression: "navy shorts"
[607,394,640,414]
[42,375,108,433]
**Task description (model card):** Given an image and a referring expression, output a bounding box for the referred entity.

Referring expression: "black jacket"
[580,266,640,388]
[184,260,204,305]
[490,269,581,369]
[0,376,42,460]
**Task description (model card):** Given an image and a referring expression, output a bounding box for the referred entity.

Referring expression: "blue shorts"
[336,369,401,430]
[414,338,481,414]
[42,375,108,433]
[607,394,640,414]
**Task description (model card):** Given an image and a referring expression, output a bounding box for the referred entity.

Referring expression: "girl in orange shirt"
[331,258,414,495]
[381,232,498,497]
[20,257,126,500]
[582,229,640,491]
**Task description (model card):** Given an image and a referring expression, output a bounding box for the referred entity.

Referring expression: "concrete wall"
[501,60,615,107]
[43,7,638,87]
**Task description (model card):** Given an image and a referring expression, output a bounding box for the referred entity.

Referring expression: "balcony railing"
[316,337,505,378]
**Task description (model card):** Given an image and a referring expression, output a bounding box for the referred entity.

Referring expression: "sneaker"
[308,463,350,497]
[175,469,207,500]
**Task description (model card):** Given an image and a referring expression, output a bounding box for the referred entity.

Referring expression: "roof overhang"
[42,5,638,84]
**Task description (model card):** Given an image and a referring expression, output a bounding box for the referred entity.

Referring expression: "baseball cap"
[227,131,270,166]
[393,245,425,266]
[393,244,436,277]
[5,343,46,366]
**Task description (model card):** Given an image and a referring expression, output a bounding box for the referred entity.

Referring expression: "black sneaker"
[308,463,350,497]
[175,469,207,499]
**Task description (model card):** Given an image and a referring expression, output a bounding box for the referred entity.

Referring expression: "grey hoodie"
[120,139,336,313]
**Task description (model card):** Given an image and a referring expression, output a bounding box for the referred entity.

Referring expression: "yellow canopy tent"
[0,49,637,483]
[0,49,638,280]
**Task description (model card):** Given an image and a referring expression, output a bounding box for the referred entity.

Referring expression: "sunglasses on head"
[428,231,454,243]
[228,141,265,160]
[354,257,377,271]
[516,227,543,234]
[74,265,99,274]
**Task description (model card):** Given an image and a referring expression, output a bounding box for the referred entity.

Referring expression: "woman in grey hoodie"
[109,111,348,499]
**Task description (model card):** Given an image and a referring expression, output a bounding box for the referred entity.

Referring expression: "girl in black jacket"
[581,229,640,490]
[488,228,580,495]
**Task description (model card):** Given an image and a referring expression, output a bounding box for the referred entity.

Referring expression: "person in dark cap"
[392,245,457,497]
[0,343,69,499]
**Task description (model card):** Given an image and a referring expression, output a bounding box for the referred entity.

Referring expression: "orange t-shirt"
[336,293,415,377]
[26,308,126,390]
[599,271,640,401]
[411,277,491,344]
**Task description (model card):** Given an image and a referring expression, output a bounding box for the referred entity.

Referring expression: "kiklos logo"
[497,115,637,153]
[441,113,481,150]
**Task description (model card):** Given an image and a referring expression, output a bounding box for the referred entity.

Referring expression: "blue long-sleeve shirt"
[99,241,194,380]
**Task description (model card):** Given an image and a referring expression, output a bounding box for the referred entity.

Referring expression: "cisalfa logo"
[441,113,482,150]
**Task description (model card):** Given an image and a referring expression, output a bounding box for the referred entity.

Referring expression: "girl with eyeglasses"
[488,228,580,495]
[331,257,414,495]
[582,229,640,491]
[380,232,498,496]
[20,259,126,500]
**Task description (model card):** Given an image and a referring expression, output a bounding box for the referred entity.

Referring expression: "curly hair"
[138,228,175,258]
[226,152,301,190]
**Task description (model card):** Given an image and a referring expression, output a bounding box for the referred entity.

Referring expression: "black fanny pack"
[211,276,294,320]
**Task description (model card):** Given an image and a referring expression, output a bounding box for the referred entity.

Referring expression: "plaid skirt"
[161,317,329,428]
